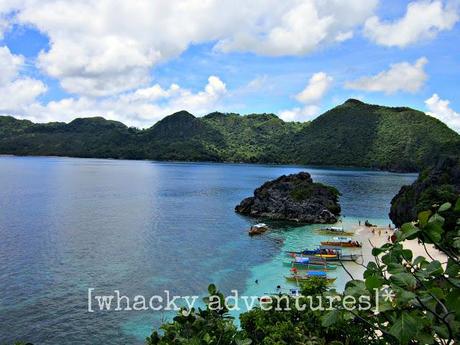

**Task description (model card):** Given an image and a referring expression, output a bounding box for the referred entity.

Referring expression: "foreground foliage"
[147,200,460,344]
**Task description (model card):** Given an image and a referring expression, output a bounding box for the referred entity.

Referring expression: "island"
[235,172,341,223]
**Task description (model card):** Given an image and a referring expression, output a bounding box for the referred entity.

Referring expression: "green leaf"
[321,309,341,327]
[446,289,460,317]
[365,275,384,291]
[389,313,420,345]
[413,256,427,266]
[428,213,445,225]
[425,261,443,276]
[446,258,460,277]
[372,247,385,256]
[401,249,413,261]
[387,263,406,274]
[418,210,432,227]
[399,223,420,241]
[390,273,417,290]
[396,289,416,305]
[453,237,460,249]
[423,222,443,243]
[438,202,452,212]
[454,198,460,212]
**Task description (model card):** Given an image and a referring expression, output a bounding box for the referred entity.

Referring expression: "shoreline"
[346,225,448,281]
[0,154,420,174]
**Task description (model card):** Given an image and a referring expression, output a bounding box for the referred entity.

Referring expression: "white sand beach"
[346,225,448,280]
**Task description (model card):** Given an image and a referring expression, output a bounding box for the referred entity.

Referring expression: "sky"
[0,0,459,132]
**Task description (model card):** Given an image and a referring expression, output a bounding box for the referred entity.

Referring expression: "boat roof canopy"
[307,271,327,276]
[320,245,343,250]
[333,237,352,241]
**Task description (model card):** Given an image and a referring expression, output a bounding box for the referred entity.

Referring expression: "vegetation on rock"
[390,156,460,252]
[235,172,341,223]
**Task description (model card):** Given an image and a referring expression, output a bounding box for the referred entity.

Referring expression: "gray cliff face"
[235,172,341,223]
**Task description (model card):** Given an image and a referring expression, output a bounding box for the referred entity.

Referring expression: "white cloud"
[295,72,333,103]
[6,76,228,128]
[0,46,23,85]
[279,72,333,122]
[216,0,378,56]
[0,43,228,126]
[0,0,379,97]
[425,93,460,133]
[0,46,47,112]
[0,78,47,112]
[279,105,320,122]
[364,0,459,47]
[345,57,428,94]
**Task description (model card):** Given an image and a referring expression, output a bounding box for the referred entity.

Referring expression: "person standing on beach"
[359,220,361,226]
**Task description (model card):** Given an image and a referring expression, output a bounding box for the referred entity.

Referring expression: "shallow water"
[0,156,416,344]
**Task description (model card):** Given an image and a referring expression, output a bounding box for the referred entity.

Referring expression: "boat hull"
[318,230,354,236]
[321,241,361,248]
[285,275,336,284]
[283,261,337,270]
[299,254,361,262]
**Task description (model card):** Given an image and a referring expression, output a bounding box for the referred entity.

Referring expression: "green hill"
[292,99,460,171]
[201,112,306,163]
[0,99,458,171]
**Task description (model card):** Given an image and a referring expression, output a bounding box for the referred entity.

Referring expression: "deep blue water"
[0,157,416,344]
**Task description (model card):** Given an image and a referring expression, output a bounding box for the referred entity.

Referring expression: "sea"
[0,156,417,344]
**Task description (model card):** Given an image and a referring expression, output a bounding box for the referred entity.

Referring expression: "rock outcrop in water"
[235,172,341,223]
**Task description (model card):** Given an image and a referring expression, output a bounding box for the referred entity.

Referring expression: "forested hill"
[291,99,460,172]
[1,99,459,172]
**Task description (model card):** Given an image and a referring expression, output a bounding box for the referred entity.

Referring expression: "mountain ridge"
[1,99,459,172]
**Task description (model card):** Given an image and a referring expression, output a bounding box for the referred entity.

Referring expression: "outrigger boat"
[293,254,362,262]
[283,256,337,270]
[248,223,269,236]
[286,248,340,256]
[318,226,354,236]
[285,271,336,284]
[320,240,362,248]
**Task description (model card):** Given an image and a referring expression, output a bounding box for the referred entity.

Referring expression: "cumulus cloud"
[6,76,228,128]
[0,46,47,113]
[364,0,459,47]
[0,40,228,127]
[279,72,333,122]
[278,105,320,122]
[0,46,24,84]
[345,57,428,94]
[295,72,333,103]
[0,0,380,97]
[216,0,377,55]
[425,93,460,133]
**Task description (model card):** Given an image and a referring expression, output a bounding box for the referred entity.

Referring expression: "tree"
[325,199,460,344]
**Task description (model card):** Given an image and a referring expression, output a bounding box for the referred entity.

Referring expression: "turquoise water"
[0,156,416,344]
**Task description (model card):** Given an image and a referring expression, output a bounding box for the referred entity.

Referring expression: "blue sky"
[0,0,459,131]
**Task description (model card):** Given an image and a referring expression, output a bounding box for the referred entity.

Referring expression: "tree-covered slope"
[0,116,142,159]
[201,112,307,163]
[0,99,458,171]
[293,99,460,171]
[141,111,225,161]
